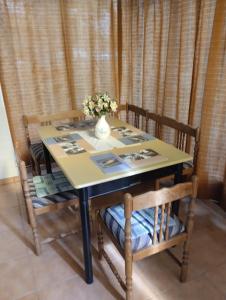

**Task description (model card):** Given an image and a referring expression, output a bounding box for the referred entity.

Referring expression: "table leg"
[173,163,183,215]
[43,143,52,173]
[79,188,93,284]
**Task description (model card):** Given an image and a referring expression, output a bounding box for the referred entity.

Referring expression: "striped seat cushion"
[183,161,193,170]
[27,171,78,209]
[30,142,45,163]
[100,204,184,252]
[32,171,74,197]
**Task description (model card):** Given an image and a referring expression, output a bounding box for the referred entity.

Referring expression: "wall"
[0,87,18,180]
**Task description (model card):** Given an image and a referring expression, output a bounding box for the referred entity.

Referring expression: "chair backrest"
[158,116,200,173]
[15,141,29,195]
[23,110,84,145]
[126,104,148,131]
[112,103,148,131]
[111,103,127,120]
[124,176,198,245]
[146,112,161,138]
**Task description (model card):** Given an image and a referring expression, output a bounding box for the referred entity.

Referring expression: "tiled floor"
[0,182,226,300]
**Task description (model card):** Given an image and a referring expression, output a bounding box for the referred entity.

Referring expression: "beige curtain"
[126,0,226,199]
[194,0,226,199]
[0,0,129,153]
[0,0,225,200]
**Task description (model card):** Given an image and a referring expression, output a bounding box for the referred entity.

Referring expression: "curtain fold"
[196,0,226,199]
[0,0,225,200]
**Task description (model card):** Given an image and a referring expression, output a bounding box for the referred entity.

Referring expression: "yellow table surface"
[38,118,192,189]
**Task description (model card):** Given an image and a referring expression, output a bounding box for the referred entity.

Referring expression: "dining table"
[38,117,192,284]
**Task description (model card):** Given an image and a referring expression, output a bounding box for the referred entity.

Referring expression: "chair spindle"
[153,206,159,244]
[159,204,165,242]
[165,202,171,240]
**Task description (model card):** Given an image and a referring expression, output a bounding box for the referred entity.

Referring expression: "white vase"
[95,115,111,139]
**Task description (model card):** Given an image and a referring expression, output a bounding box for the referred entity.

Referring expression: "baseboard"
[0,176,20,185]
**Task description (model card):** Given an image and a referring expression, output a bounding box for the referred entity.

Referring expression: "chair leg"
[125,253,133,300]
[24,201,30,225]
[26,202,41,255]
[32,224,41,256]
[97,220,104,260]
[180,240,189,282]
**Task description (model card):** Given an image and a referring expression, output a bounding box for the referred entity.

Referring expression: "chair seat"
[30,142,45,163]
[100,204,184,252]
[30,142,54,163]
[27,171,78,209]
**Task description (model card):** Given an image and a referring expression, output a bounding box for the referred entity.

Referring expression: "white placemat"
[78,130,125,152]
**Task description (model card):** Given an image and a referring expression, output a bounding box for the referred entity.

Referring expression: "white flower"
[103,93,110,102]
[98,99,103,109]
[84,107,90,116]
[110,101,118,112]
[89,101,95,110]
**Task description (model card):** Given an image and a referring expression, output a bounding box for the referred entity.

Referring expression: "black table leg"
[79,188,93,284]
[173,163,183,215]
[43,143,52,173]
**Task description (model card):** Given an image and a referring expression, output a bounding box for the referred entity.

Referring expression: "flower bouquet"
[83,92,118,117]
[83,93,118,139]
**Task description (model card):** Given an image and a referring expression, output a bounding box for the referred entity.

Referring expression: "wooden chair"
[114,103,127,119]
[113,103,148,132]
[156,116,200,183]
[146,111,161,137]
[18,154,80,255]
[96,176,198,300]
[126,104,148,131]
[23,110,84,175]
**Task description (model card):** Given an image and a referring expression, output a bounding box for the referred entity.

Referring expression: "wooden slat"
[132,182,192,211]
[159,115,196,137]
[153,206,158,244]
[133,233,187,261]
[23,110,84,125]
[159,204,165,242]
[34,199,79,216]
[165,202,171,240]
[102,249,126,291]
[41,229,78,244]
[166,249,182,267]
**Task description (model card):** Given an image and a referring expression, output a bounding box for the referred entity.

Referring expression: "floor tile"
[0,184,19,208]
[16,292,40,300]
[0,206,24,234]
[36,211,71,239]
[0,257,36,300]
[204,262,226,297]
[94,243,162,300]
[30,244,79,291]
[0,230,32,263]
[160,276,225,300]
[37,276,117,300]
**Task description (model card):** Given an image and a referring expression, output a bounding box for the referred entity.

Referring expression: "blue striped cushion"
[32,171,74,197]
[30,142,45,162]
[27,173,78,209]
[100,204,184,252]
